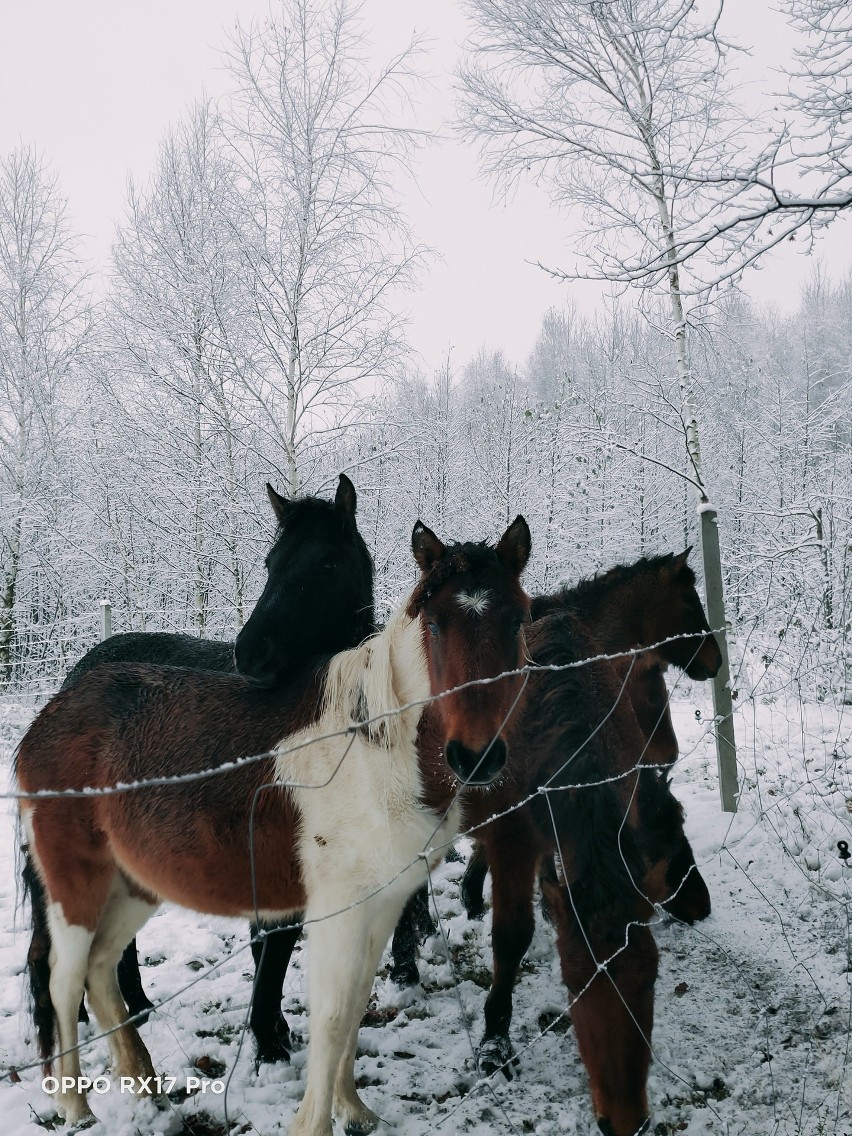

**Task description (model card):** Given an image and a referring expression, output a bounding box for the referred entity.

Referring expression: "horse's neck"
[576,579,646,652]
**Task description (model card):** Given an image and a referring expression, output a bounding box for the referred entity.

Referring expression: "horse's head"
[656,549,723,681]
[234,474,375,688]
[407,516,531,786]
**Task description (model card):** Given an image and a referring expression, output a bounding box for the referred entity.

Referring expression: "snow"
[0,693,850,1136]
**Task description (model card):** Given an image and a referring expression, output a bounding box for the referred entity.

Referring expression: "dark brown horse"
[466,552,722,1136]
[24,474,376,1064]
[17,517,531,1133]
[466,613,670,1136]
[389,550,720,988]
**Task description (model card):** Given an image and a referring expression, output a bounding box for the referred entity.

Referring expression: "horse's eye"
[323,562,336,572]
[427,621,440,637]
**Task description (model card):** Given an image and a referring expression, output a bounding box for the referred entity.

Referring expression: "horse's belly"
[108,826,306,920]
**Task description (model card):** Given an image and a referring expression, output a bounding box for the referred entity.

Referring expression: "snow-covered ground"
[0,690,850,1136]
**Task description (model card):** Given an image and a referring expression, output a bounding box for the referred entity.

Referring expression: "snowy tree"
[220,0,427,493]
[0,146,90,682]
[108,101,254,630]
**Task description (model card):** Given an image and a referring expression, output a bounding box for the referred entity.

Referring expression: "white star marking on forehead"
[456,589,491,616]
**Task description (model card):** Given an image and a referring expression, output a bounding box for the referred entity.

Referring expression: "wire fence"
[0,607,850,1136]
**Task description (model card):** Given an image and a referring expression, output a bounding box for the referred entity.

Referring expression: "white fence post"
[99,599,112,642]
[698,505,739,812]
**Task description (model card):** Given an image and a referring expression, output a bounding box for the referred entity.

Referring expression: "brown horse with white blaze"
[16,517,531,1135]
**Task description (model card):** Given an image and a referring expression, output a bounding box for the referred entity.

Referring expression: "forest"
[1,2,851,1134]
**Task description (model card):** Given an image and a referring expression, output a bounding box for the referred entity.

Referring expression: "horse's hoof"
[337,1099,380,1136]
[68,1116,98,1132]
[462,895,486,921]
[596,1118,650,1136]
[389,960,420,988]
[344,1120,379,1136]
[58,1102,95,1129]
[253,1015,294,1067]
[477,1035,517,1080]
[460,877,486,921]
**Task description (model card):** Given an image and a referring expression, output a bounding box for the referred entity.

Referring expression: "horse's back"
[62,632,234,690]
[19,661,321,793]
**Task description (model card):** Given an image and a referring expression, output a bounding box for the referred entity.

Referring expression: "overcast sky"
[2,0,850,376]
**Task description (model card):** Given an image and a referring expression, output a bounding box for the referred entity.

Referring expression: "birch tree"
[221,0,426,493]
[108,102,252,630]
[459,0,750,806]
[0,146,90,682]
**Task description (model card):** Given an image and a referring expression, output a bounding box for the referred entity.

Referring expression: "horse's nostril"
[446,738,507,786]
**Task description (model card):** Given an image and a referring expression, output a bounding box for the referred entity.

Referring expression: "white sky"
[1,0,850,376]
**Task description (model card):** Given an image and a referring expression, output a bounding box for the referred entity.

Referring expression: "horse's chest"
[288,740,456,892]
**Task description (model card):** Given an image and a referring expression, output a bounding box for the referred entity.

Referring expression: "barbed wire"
[2,612,850,1133]
[4,627,727,802]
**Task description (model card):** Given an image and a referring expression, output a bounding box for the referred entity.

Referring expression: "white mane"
[322,602,428,754]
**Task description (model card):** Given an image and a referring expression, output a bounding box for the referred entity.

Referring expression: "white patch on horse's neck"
[456,589,491,616]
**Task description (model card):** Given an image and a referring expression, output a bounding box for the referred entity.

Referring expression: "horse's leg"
[117,938,156,1023]
[544,879,657,1136]
[332,897,406,1133]
[538,853,558,924]
[250,918,302,1065]
[291,896,399,1136]
[46,906,96,1124]
[86,881,159,1092]
[479,826,538,1077]
[389,886,431,987]
[459,840,489,920]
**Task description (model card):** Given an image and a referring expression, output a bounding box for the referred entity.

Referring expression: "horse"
[17,517,532,1134]
[62,474,375,690]
[466,611,688,1136]
[23,473,376,1064]
[464,549,721,1136]
[388,549,721,989]
[457,549,720,932]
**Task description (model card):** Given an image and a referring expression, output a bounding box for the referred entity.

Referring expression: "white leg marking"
[87,878,158,1086]
[46,904,95,1125]
[332,896,406,1133]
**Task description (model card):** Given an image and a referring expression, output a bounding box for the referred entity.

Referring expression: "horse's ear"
[412,521,445,573]
[673,547,695,581]
[335,473,357,524]
[496,515,531,576]
[266,483,292,526]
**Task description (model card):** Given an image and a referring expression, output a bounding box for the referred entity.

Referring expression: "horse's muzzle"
[686,658,718,681]
[233,635,281,688]
[446,738,507,786]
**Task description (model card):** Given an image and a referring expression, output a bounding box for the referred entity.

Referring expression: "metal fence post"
[698,504,739,812]
[99,599,112,642]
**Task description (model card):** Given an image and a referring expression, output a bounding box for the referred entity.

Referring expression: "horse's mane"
[532,551,692,620]
[322,604,422,754]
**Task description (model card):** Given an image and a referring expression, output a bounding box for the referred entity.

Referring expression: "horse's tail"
[21,847,56,1073]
